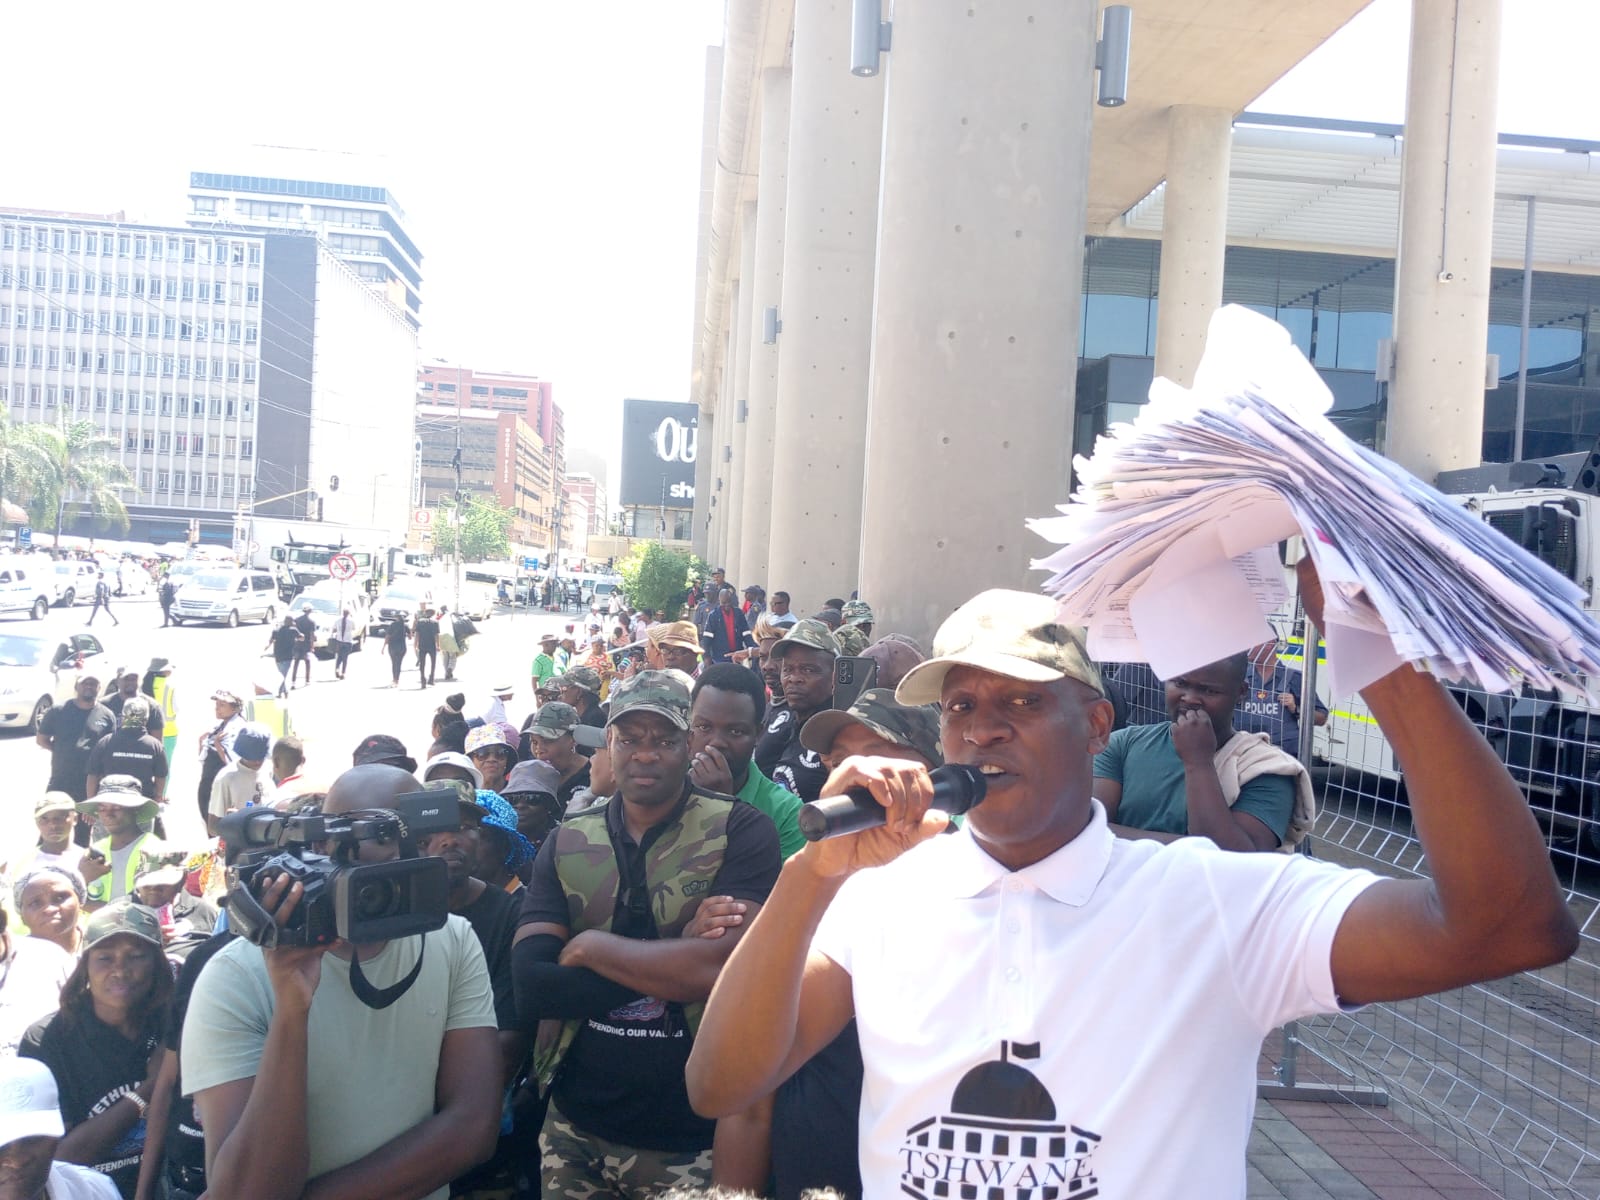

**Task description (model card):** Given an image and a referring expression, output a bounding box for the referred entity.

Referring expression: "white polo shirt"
[811,801,1380,1200]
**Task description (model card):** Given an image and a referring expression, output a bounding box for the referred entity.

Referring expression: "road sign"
[413,508,433,528]
[16,527,30,549]
[328,552,359,581]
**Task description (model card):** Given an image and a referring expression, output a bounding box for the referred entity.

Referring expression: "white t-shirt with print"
[811,801,1381,1200]
[208,761,264,821]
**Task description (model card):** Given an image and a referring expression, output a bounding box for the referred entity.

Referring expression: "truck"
[239,519,398,599]
[1312,451,1600,854]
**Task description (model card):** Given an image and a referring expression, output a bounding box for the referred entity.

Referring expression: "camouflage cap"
[562,666,602,695]
[896,589,1105,705]
[119,696,152,730]
[606,669,691,731]
[835,624,870,657]
[526,702,580,739]
[841,599,874,627]
[769,618,841,660]
[647,621,703,653]
[800,688,944,766]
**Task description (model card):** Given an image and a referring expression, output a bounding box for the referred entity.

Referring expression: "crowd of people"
[0,559,1578,1200]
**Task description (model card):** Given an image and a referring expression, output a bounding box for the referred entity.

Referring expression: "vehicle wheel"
[27,695,50,735]
[264,606,276,625]
[29,597,47,620]
[60,589,74,608]
[228,609,241,628]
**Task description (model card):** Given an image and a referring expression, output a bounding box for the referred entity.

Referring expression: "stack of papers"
[1029,305,1600,701]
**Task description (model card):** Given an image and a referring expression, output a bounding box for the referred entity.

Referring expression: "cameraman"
[181,764,501,1200]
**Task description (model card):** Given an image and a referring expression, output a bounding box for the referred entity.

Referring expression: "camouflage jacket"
[535,786,733,1086]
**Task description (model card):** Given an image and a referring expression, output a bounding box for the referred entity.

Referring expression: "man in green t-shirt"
[1092,653,1294,852]
[687,664,805,859]
[181,763,501,1200]
[532,632,561,691]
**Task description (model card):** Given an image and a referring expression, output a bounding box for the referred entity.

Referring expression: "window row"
[0,226,262,266]
[140,471,247,498]
[2,305,260,340]
[0,344,258,381]
[0,383,254,419]
[124,432,253,457]
[0,272,262,305]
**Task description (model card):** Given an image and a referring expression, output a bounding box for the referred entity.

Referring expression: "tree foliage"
[0,409,126,541]
[616,541,707,619]
[433,496,513,562]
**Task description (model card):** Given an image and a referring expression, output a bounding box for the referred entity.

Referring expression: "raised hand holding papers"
[1030,305,1600,701]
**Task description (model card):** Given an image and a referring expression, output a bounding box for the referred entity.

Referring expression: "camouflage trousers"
[540,1104,712,1200]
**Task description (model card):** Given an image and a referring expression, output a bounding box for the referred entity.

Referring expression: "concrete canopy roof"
[1119,116,1600,275]
[1087,0,1375,232]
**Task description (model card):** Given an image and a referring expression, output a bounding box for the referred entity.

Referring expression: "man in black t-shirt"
[753,619,840,802]
[37,675,117,835]
[105,668,164,741]
[413,606,441,688]
[87,698,169,803]
[291,603,318,686]
[512,671,780,1200]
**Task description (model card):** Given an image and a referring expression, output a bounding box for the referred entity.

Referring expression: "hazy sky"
[8,0,1597,500]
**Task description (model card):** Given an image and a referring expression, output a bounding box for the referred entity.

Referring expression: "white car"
[0,630,108,732]
[0,558,55,622]
[47,561,99,607]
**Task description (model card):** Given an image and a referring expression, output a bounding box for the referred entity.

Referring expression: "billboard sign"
[619,399,698,508]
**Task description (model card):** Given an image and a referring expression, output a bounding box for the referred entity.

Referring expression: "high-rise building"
[415,364,564,554]
[187,172,423,330]
[563,472,609,538]
[0,209,416,544]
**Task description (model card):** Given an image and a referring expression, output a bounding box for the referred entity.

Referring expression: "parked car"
[0,558,55,622]
[170,568,279,627]
[47,561,98,607]
[0,630,107,732]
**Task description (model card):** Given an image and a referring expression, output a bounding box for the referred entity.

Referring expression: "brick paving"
[1249,1099,1502,1199]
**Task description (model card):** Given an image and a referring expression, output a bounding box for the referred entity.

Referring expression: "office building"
[0,209,416,543]
[187,171,423,330]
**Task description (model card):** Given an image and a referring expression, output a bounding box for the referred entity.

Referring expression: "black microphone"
[798,763,988,842]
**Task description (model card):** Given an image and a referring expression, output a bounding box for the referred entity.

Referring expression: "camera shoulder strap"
[349,934,426,1010]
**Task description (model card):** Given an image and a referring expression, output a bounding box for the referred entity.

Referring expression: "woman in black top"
[383,615,410,687]
[21,904,174,1200]
[266,615,302,699]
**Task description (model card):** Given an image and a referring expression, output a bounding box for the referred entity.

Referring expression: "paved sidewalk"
[1249,1099,1499,1200]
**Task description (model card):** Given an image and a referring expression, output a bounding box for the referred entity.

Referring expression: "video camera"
[218,792,458,949]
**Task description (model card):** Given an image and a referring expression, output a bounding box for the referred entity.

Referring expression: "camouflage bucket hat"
[563,666,602,695]
[606,669,692,731]
[648,621,703,652]
[835,625,870,657]
[769,618,842,660]
[841,599,874,627]
[526,702,580,740]
[800,688,945,766]
[896,589,1105,705]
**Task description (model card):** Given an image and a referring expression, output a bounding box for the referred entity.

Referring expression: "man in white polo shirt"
[687,567,1579,1198]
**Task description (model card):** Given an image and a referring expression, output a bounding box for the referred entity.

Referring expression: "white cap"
[419,752,485,792]
[0,1058,65,1146]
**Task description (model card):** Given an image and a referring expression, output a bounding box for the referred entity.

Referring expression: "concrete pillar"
[691,405,714,558]
[734,68,791,591]
[707,332,735,565]
[1386,0,1502,481]
[765,0,885,611]
[723,236,754,578]
[1153,105,1232,388]
[857,1,1099,648]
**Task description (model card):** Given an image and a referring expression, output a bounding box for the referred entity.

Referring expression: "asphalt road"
[0,593,578,862]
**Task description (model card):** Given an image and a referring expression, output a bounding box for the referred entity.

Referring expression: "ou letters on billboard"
[654,418,697,466]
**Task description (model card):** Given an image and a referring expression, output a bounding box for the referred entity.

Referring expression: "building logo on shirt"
[900,1041,1101,1200]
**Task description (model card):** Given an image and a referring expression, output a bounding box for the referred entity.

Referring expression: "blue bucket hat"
[472,789,535,871]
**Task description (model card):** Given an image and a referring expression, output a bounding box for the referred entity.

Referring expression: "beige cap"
[647,621,703,653]
[895,589,1105,705]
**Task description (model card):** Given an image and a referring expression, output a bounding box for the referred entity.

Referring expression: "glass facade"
[1076,238,1600,468]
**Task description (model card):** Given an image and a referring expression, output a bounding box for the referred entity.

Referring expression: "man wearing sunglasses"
[512,670,781,1200]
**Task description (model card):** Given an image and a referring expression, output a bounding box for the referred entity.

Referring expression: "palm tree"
[25,419,132,545]
[0,405,56,545]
